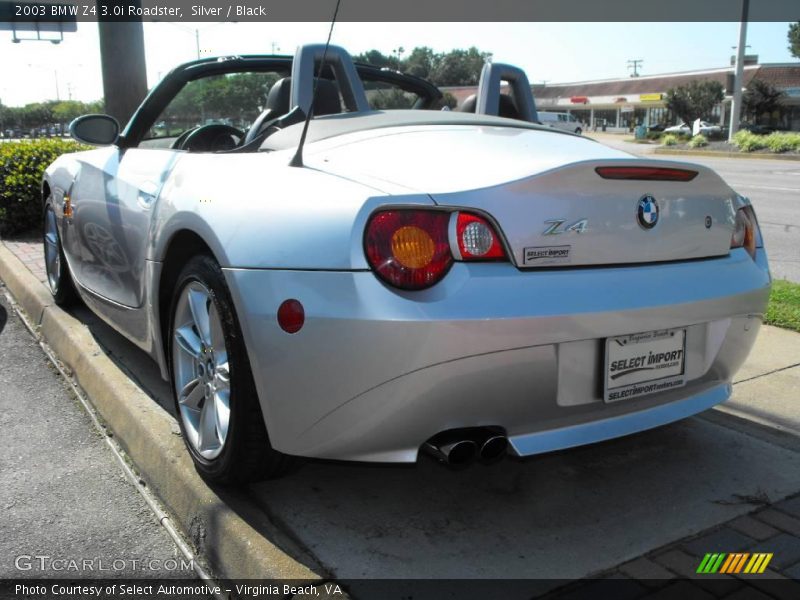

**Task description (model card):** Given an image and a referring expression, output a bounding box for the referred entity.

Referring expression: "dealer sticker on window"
[604,328,686,403]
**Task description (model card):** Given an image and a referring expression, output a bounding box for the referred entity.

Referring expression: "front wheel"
[168,254,298,484]
[575,128,582,135]
[43,202,78,306]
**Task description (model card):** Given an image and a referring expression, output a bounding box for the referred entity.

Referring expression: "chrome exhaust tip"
[422,439,478,466]
[478,434,508,463]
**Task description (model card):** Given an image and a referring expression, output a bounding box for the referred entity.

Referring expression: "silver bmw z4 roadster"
[42,45,770,483]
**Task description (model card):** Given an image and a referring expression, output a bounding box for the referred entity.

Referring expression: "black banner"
[0,0,800,23]
[2,578,800,600]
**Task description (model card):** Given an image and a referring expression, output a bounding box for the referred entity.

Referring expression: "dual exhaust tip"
[422,428,508,466]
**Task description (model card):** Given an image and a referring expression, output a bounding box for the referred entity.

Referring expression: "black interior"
[458,94,521,120]
[244,77,343,145]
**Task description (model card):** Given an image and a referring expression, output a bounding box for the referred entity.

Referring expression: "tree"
[353,49,397,70]
[354,46,492,87]
[51,100,92,124]
[403,47,437,80]
[789,22,800,59]
[430,47,492,87]
[743,79,785,123]
[664,81,724,126]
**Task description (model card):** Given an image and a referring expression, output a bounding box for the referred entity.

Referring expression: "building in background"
[443,59,800,132]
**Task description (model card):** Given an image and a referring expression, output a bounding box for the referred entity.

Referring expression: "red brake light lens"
[365,210,453,290]
[595,166,698,182]
[455,212,506,260]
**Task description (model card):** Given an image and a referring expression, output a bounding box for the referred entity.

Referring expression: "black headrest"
[311,79,341,116]
[266,77,292,113]
[459,94,477,113]
[265,77,341,118]
[458,93,520,120]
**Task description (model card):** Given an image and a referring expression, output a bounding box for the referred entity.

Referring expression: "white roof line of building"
[540,64,766,88]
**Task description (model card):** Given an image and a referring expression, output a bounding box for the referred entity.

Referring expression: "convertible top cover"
[260,110,564,152]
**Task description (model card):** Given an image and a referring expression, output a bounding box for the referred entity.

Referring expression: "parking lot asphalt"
[0,289,194,580]
[588,133,800,284]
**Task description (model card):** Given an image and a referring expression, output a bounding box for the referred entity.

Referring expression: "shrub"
[661,134,679,146]
[731,130,767,152]
[0,139,89,235]
[688,134,708,148]
[764,132,800,153]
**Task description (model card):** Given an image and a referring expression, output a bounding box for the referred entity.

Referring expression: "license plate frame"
[604,328,687,403]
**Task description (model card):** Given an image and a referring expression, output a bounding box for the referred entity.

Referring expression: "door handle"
[137,181,159,209]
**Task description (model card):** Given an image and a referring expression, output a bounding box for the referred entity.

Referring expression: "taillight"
[454,212,505,260]
[730,205,760,260]
[365,211,452,290]
[365,209,507,290]
[595,166,698,182]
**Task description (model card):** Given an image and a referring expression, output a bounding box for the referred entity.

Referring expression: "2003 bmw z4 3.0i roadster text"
[42,44,770,483]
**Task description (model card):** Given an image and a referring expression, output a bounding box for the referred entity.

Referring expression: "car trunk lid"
[431,158,738,268]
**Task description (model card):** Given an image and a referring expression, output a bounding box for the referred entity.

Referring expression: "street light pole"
[728,0,749,141]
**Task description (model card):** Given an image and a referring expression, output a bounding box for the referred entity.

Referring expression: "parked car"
[42,45,769,483]
[738,122,774,135]
[537,111,584,134]
[664,121,722,136]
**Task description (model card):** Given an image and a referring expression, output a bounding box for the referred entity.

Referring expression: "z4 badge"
[542,218,588,235]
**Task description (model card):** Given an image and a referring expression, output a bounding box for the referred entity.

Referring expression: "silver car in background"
[42,45,770,483]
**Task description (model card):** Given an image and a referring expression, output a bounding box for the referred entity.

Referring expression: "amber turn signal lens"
[390,225,436,269]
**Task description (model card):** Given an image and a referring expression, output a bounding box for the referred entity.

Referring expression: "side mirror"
[69,114,119,146]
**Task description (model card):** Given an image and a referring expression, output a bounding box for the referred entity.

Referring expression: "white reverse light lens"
[461,221,494,256]
[730,210,749,248]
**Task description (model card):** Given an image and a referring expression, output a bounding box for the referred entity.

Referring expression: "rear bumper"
[224,248,770,462]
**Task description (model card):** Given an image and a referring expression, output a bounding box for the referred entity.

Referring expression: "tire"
[168,254,298,484]
[575,128,582,135]
[43,201,78,306]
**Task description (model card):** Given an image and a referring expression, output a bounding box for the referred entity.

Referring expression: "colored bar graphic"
[700,552,774,574]
[697,553,715,573]
[697,553,728,573]
[719,554,736,573]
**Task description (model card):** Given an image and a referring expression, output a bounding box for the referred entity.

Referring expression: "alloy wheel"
[43,207,61,293]
[172,281,231,459]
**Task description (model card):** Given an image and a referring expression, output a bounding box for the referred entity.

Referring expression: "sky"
[0,21,797,106]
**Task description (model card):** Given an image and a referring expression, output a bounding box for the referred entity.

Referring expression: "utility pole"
[627,59,643,77]
[728,0,749,141]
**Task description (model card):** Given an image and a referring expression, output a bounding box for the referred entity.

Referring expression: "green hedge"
[732,130,800,153]
[661,134,679,146]
[0,139,90,235]
[688,134,709,148]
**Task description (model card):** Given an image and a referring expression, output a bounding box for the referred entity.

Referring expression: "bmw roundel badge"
[637,195,659,229]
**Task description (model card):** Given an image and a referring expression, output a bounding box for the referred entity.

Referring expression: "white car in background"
[537,111,584,134]
[664,121,722,136]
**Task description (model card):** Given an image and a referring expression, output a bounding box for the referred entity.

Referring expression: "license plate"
[604,328,686,403]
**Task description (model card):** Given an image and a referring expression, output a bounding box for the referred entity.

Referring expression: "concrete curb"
[654,148,800,161]
[0,244,321,582]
